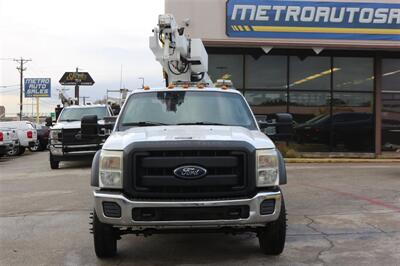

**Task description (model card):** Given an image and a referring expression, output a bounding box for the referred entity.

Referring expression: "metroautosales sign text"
[226,0,400,41]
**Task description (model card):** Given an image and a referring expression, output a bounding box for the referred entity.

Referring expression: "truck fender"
[91,150,101,187]
[277,150,287,185]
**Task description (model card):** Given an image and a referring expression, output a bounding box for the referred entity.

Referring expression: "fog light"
[102,202,121,218]
[260,199,275,215]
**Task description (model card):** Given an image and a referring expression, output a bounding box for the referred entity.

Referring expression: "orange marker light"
[143,86,150,90]
[221,85,228,90]
[197,84,204,89]
[182,84,189,89]
[167,84,175,89]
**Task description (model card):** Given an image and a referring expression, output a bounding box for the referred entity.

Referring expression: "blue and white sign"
[24,78,51,97]
[226,0,400,41]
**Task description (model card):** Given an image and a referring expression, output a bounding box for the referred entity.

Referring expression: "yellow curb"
[284,158,400,163]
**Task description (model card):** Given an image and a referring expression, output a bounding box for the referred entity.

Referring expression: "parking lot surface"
[1,151,399,266]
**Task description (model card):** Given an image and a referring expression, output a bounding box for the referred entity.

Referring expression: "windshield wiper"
[177,122,227,126]
[60,119,80,122]
[121,121,169,127]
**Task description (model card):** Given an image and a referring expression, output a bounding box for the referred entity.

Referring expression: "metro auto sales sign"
[24,78,51,97]
[226,0,400,41]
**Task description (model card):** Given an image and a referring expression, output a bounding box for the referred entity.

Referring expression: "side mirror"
[45,117,53,127]
[81,115,98,138]
[258,113,293,141]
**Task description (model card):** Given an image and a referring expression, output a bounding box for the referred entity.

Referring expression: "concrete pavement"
[1,151,399,265]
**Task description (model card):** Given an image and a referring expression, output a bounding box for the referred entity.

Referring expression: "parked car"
[294,112,374,151]
[0,121,38,156]
[29,124,50,151]
[0,128,17,157]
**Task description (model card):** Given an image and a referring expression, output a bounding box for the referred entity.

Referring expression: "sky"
[0,0,165,116]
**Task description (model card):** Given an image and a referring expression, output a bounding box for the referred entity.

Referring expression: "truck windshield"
[58,107,108,122]
[118,91,257,130]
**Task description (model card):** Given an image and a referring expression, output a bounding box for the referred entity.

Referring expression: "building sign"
[24,78,51,97]
[59,72,95,86]
[226,0,400,41]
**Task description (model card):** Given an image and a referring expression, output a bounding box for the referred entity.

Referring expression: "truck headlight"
[50,129,62,144]
[99,150,123,188]
[256,149,279,187]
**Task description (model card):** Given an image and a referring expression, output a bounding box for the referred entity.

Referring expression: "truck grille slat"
[130,149,250,199]
[141,156,238,168]
[140,174,239,187]
[61,129,99,145]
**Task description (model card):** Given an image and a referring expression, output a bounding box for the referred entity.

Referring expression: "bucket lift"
[149,14,213,86]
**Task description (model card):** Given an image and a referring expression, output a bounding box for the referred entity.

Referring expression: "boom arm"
[149,14,213,86]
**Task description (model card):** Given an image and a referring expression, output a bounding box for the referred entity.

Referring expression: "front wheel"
[258,196,287,255]
[49,154,60,169]
[91,210,118,258]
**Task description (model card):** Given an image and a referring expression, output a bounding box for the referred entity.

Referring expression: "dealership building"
[166,0,400,156]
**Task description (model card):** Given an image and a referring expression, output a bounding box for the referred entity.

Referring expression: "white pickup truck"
[0,121,37,156]
[48,105,114,169]
[88,87,291,257]
[0,128,17,157]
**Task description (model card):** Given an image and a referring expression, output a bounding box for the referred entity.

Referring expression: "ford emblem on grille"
[173,165,207,179]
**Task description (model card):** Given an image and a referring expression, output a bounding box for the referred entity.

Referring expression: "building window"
[244,55,287,114]
[332,57,374,152]
[245,55,287,89]
[289,56,331,151]
[289,56,331,91]
[244,91,287,115]
[333,57,374,92]
[208,49,378,153]
[381,58,400,152]
[208,54,244,89]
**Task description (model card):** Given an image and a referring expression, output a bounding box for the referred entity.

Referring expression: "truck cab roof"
[130,86,240,95]
[62,104,109,109]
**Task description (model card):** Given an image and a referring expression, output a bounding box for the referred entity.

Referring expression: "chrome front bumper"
[50,144,99,156]
[94,190,282,229]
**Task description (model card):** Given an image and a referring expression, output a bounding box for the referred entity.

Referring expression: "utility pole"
[75,67,80,105]
[14,58,32,120]
[80,96,90,105]
[119,65,123,89]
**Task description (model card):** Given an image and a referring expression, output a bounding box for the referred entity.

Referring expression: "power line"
[0,87,19,93]
[0,84,19,88]
[14,57,32,120]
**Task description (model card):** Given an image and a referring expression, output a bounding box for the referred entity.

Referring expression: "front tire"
[258,196,286,255]
[29,141,40,152]
[50,154,60,169]
[92,210,118,258]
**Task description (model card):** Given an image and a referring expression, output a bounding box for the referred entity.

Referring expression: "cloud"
[0,0,165,115]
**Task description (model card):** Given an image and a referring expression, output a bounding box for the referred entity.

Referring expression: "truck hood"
[51,120,105,130]
[103,125,275,150]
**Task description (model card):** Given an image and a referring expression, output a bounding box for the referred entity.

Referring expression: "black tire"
[258,196,286,255]
[92,210,118,258]
[7,146,20,156]
[50,155,60,169]
[38,141,47,151]
[17,146,26,156]
[29,141,40,152]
